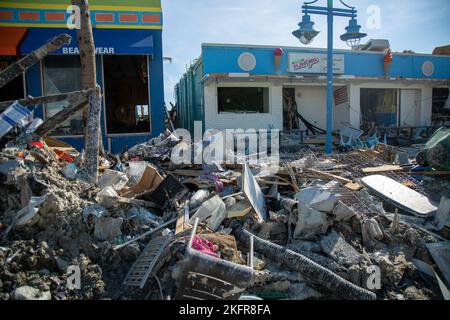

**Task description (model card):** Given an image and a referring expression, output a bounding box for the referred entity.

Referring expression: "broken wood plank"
[286,166,300,192]
[173,169,204,177]
[34,89,94,137]
[361,165,403,173]
[0,34,71,89]
[344,182,364,191]
[307,168,352,184]
[0,90,91,111]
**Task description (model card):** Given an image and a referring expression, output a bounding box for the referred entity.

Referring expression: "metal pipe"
[326,0,334,154]
[234,228,377,300]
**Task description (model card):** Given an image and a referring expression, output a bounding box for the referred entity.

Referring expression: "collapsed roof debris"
[0,122,449,300]
[0,11,449,300]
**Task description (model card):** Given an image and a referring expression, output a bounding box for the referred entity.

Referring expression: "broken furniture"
[339,125,365,149]
[174,218,254,300]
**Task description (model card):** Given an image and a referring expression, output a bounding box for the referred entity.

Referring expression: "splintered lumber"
[307,168,352,184]
[344,182,364,191]
[0,34,71,89]
[0,90,91,110]
[173,169,204,177]
[286,166,300,192]
[34,89,95,137]
[361,165,403,173]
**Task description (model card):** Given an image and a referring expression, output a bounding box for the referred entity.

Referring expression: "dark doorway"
[0,56,25,109]
[103,55,150,134]
[360,88,398,130]
[283,88,299,131]
[432,88,450,124]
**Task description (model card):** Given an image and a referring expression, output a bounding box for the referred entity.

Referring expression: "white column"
[348,83,361,128]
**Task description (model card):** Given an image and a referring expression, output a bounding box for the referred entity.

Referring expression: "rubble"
[0,111,449,301]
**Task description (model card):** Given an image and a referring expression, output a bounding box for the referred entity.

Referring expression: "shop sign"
[62,47,115,54]
[288,52,345,74]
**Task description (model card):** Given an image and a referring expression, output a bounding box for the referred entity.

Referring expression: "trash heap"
[1,130,449,301]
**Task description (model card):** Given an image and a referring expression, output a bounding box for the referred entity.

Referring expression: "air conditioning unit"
[354,39,390,52]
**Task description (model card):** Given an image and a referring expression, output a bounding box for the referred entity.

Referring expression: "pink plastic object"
[191,235,219,258]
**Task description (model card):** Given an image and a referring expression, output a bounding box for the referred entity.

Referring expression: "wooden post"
[84,88,101,183]
[0,34,71,89]
[71,0,104,154]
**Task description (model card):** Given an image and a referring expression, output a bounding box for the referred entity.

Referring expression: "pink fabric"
[191,235,219,258]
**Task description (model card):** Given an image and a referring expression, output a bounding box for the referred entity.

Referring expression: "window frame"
[102,54,152,136]
[216,85,271,114]
[40,55,84,138]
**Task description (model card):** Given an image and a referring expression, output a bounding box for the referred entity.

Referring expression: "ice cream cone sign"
[274,48,284,72]
[384,49,393,77]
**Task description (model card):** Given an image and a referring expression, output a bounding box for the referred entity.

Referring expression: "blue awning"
[21,28,153,55]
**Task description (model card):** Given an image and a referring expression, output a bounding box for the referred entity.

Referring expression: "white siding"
[400,89,421,127]
[203,80,434,132]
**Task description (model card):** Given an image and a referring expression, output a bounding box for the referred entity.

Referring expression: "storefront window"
[360,88,398,129]
[218,87,269,113]
[43,55,83,136]
[0,56,25,107]
[103,55,150,134]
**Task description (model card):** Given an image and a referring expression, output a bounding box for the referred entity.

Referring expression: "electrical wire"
[153,273,164,300]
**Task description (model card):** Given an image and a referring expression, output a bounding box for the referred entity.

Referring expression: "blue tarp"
[21,28,154,55]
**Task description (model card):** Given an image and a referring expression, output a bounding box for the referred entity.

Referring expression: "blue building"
[0,1,165,153]
[175,40,450,135]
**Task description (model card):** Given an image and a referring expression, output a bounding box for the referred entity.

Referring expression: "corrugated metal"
[174,58,204,134]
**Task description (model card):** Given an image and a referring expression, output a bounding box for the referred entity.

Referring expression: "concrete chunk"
[294,202,332,240]
[12,286,51,300]
[333,200,356,222]
[295,186,339,213]
[320,230,364,267]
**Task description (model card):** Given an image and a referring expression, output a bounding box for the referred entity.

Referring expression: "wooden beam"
[307,168,352,184]
[0,90,92,110]
[0,34,71,89]
[33,89,96,137]
[361,165,404,173]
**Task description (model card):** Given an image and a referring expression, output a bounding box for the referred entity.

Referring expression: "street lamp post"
[292,0,367,154]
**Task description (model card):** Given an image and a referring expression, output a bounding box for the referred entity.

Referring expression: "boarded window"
[218,87,269,113]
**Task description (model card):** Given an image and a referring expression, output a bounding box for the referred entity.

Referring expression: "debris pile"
[1,128,449,300]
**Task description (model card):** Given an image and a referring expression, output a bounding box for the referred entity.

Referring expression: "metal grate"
[123,234,173,288]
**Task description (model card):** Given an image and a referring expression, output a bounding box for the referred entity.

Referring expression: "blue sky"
[161,0,450,105]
